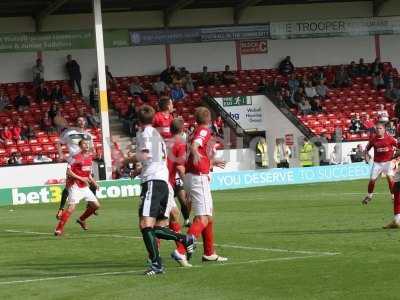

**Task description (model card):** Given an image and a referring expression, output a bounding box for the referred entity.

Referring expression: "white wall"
[171,41,237,72]
[381,34,400,70]
[241,36,376,70]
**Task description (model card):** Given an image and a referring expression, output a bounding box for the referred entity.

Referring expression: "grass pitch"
[1,179,400,300]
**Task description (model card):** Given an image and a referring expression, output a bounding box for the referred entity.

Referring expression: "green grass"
[1,179,400,299]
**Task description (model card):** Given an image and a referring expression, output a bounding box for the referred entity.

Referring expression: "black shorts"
[174,178,184,197]
[139,180,169,219]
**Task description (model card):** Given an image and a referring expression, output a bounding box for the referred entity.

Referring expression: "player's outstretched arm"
[88,175,99,190]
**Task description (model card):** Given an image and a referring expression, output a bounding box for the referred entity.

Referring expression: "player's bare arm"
[66,168,90,186]
[191,142,203,164]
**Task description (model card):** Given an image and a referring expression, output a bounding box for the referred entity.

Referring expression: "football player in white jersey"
[134,105,196,276]
[56,117,96,221]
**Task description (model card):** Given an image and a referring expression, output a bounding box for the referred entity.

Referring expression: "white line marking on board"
[0,253,338,286]
[4,229,341,256]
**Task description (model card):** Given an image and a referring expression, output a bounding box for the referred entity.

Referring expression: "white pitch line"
[4,229,340,256]
[0,253,338,286]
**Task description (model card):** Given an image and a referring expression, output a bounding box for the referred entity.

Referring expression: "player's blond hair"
[195,107,211,125]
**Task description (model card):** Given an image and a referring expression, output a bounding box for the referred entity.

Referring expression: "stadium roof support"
[35,0,70,31]
[372,0,388,17]
[233,0,263,24]
[163,0,196,27]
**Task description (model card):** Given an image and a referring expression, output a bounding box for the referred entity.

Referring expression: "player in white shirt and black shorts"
[133,105,196,276]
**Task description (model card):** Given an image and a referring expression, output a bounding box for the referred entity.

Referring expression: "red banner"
[240,40,268,55]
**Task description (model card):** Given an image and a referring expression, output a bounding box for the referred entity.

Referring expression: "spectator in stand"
[280,88,295,108]
[335,65,351,87]
[32,58,44,86]
[351,144,365,163]
[383,70,394,89]
[357,58,369,77]
[299,98,312,115]
[33,152,52,163]
[386,81,400,102]
[372,71,385,90]
[86,108,101,128]
[305,81,318,99]
[129,78,147,102]
[65,54,82,95]
[14,89,29,111]
[349,113,364,133]
[160,66,174,85]
[221,65,235,85]
[152,76,168,96]
[370,57,384,76]
[316,79,329,99]
[0,90,10,111]
[293,87,305,104]
[257,78,269,94]
[22,124,36,140]
[41,114,55,133]
[313,67,326,84]
[348,61,359,78]
[270,78,282,96]
[310,98,323,114]
[212,115,224,138]
[1,126,13,142]
[278,56,294,76]
[377,104,389,123]
[50,84,64,102]
[200,66,215,86]
[363,114,375,133]
[182,71,195,93]
[123,101,138,137]
[89,78,98,109]
[8,152,22,165]
[35,82,50,103]
[288,73,300,95]
[325,65,336,86]
[12,123,22,141]
[171,82,187,102]
[48,103,59,126]
[105,65,116,89]
[387,120,396,136]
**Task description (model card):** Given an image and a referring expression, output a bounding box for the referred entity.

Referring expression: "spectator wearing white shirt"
[377,104,389,123]
[329,145,342,165]
[33,153,53,163]
[152,76,168,96]
[305,81,318,99]
[316,80,329,98]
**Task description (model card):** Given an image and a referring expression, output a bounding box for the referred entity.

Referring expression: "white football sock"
[394,214,400,223]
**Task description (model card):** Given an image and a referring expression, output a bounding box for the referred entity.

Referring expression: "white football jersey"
[60,128,93,157]
[136,125,169,183]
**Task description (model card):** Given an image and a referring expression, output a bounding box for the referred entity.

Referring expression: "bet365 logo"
[12,186,62,205]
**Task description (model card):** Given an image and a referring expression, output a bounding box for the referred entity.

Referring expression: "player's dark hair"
[171,118,184,135]
[195,107,211,125]
[376,121,386,127]
[138,105,155,125]
[158,97,171,111]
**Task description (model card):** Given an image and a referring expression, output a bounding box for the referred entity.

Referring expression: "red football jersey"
[167,137,186,187]
[66,152,93,188]
[366,133,398,163]
[186,126,212,175]
[153,112,173,139]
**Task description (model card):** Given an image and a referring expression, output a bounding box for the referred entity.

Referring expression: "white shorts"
[68,184,98,205]
[164,183,178,218]
[371,161,394,180]
[184,173,213,216]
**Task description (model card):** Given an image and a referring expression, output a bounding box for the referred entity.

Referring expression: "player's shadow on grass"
[248,228,387,235]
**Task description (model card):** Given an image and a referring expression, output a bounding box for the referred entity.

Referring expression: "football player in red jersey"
[153,97,174,140]
[54,139,100,236]
[363,122,399,206]
[176,107,227,262]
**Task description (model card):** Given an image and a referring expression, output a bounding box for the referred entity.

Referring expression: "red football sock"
[79,206,96,221]
[394,191,400,215]
[169,221,183,248]
[388,179,395,194]
[368,180,375,194]
[177,219,206,255]
[202,220,215,256]
[56,210,71,231]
